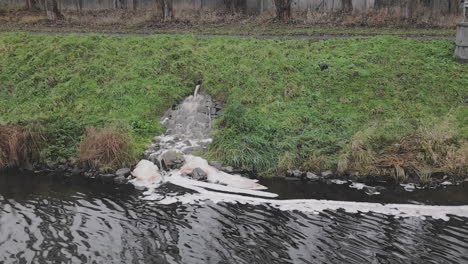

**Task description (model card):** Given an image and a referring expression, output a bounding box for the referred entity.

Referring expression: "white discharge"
[134,93,468,221]
[143,185,468,221]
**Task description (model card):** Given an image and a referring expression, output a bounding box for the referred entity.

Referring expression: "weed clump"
[0,125,41,168]
[79,127,136,169]
[337,114,467,182]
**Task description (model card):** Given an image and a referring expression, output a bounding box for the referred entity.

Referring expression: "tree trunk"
[341,0,352,13]
[157,0,173,21]
[448,0,461,14]
[224,0,245,13]
[114,0,126,9]
[75,0,83,13]
[131,0,138,11]
[26,0,38,10]
[403,0,419,20]
[164,0,173,21]
[274,0,293,21]
[45,0,63,21]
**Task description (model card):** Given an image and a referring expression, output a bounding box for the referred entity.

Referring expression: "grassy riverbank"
[1,33,466,180]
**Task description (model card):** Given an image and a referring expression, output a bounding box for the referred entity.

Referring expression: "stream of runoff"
[1,92,468,263]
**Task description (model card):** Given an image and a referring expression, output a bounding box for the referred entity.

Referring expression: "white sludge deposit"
[149,191,468,221]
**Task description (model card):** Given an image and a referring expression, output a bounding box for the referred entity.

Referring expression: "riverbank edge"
[1,119,465,186]
[1,157,465,191]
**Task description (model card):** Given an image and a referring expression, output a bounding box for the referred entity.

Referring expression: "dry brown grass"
[417,115,467,177]
[337,127,380,176]
[61,7,460,28]
[277,151,296,170]
[443,142,468,176]
[336,115,467,181]
[377,136,424,169]
[301,153,325,173]
[294,6,460,28]
[377,115,467,178]
[79,127,136,169]
[19,15,46,24]
[55,8,253,29]
[1,5,458,31]
[0,125,42,169]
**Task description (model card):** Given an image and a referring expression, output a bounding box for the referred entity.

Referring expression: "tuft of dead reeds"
[79,127,135,169]
[294,6,461,28]
[337,114,467,182]
[0,125,42,169]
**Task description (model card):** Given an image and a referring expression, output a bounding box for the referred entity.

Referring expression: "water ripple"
[1,175,468,263]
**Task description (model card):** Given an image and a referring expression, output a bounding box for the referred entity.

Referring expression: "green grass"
[0,33,195,160]
[0,33,466,178]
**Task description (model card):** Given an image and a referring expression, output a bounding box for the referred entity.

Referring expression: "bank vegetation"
[0,33,466,182]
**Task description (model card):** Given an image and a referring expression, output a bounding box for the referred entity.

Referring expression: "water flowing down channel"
[1,91,468,263]
[132,92,274,197]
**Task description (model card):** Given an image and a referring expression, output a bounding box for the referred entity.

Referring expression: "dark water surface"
[1,172,467,264]
[260,178,468,205]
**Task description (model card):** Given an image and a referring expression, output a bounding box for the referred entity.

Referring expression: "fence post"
[464,0,468,21]
[455,0,468,63]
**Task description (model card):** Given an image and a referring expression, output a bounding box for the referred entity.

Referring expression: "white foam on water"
[180,155,268,190]
[349,182,367,190]
[141,188,468,221]
[131,160,162,186]
[134,164,468,221]
[330,179,348,185]
[401,183,418,192]
[166,171,278,198]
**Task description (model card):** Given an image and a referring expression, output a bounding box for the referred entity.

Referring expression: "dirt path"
[8,31,455,40]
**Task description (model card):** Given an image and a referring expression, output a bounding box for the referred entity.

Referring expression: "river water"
[1,171,468,264]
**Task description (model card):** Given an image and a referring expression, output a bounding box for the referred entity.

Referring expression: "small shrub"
[417,166,433,184]
[441,142,468,177]
[338,128,378,176]
[79,127,136,169]
[301,153,325,173]
[0,125,41,168]
[394,165,407,182]
[417,114,467,178]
